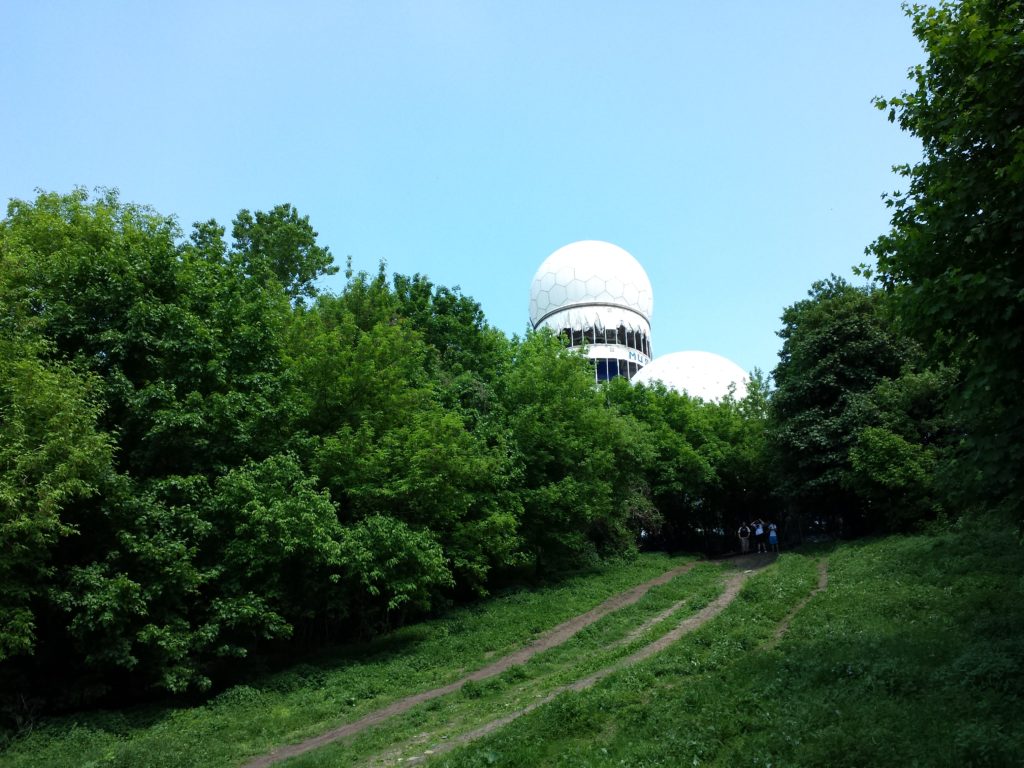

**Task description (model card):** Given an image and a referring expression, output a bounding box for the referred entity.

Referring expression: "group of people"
[737,518,778,554]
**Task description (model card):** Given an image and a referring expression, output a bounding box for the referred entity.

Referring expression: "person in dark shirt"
[737,522,751,554]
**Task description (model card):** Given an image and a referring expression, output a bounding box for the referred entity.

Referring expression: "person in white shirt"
[752,519,767,553]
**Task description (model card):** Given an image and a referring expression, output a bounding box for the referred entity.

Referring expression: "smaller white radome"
[632,351,749,402]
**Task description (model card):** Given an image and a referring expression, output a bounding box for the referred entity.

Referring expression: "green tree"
[696,372,775,546]
[870,0,1024,515]
[847,365,959,530]
[769,277,913,535]
[283,275,523,598]
[604,377,710,549]
[391,273,503,375]
[498,331,641,571]
[0,189,296,480]
[231,204,338,303]
[205,454,345,646]
[338,515,453,633]
[0,189,340,700]
[607,372,773,554]
[0,337,114,663]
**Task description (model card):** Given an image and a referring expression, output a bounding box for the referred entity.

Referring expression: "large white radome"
[631,351,749,402]
[529,240,653,331]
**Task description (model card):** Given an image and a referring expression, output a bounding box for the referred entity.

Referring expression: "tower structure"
[529,240,653,381]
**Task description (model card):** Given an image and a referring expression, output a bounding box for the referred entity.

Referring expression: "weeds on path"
[434,522,1024,767]
[278,563,730,767]
[0,554,692,768]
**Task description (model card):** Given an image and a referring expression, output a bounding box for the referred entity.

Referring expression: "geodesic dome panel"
[528,240,653,331]
[632,351,749,402]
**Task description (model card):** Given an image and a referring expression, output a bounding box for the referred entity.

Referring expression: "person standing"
[752,518,766,553]
[768,521,779,553]
[737,522,751,554]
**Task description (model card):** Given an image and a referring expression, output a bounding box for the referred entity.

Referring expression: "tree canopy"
[0,189,773,716]
[768,277,954,537]
[12,6,1022,704]
[869,0,1024,515]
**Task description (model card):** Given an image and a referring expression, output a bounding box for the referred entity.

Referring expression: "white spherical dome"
[632,351,749,402]
[529,241,653,330]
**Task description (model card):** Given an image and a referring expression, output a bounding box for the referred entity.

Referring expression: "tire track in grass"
[616,597,689,646]
[606,554,775,648]
[243,561,697,768]
[765,557,829,649]
[398,566,757,766]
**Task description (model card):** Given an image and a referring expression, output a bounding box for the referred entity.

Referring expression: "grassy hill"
[432,519,1024,768]
[3,519,1022,767]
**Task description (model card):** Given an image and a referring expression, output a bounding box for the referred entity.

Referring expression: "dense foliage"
[2,1,1022,747]
[870,0,1024,516]
[767,277,955,537]
[764,0,1023,538]
[0,189,768,717]
[604,373,774,552]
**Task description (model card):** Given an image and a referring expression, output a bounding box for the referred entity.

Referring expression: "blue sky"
[1,1,924,377]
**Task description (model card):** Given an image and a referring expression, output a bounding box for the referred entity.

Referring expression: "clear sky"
[1,1,924,377]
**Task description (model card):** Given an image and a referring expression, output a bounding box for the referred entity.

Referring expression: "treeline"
[0,189,775,711]
[5,0,1023,709]
[4,0,1019,729]
[771,0,1024,543]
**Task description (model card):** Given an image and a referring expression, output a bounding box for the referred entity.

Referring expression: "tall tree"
[283,276,522,600]
[769,278,913,535]
[606,372,773,554]
[498,331,638,571]
[847,365,959,531]
[0,336,114,664]
[603,377,711,550]
[231,204,338,303]
[869,0,1024,515]
[0,190,342,699]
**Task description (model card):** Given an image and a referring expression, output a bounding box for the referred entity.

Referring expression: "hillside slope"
[433,519,1024,767]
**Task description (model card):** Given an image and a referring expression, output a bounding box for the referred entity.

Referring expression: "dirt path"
[767,557,829,648]
[398,566,757,765]
[243,560,697,768]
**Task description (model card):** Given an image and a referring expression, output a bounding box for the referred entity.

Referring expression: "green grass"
[0,553,694,768]
[281,561,734,767]
[11,520,1022,768]
[433,519,1024,767]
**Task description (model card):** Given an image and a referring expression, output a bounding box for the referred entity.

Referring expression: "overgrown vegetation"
[434,519,1024,767]
[767,276,958,538]
[9,522,1019,768]
[0,553,697,767]
[0,189,773,713]
[869,0,1024,518]
[1,0,1022,760]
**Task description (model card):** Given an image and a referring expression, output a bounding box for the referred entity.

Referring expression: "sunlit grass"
[0,553,693,768]
[10,521,1021,768]
[284,561,731,767]
[435,520,1024,767]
